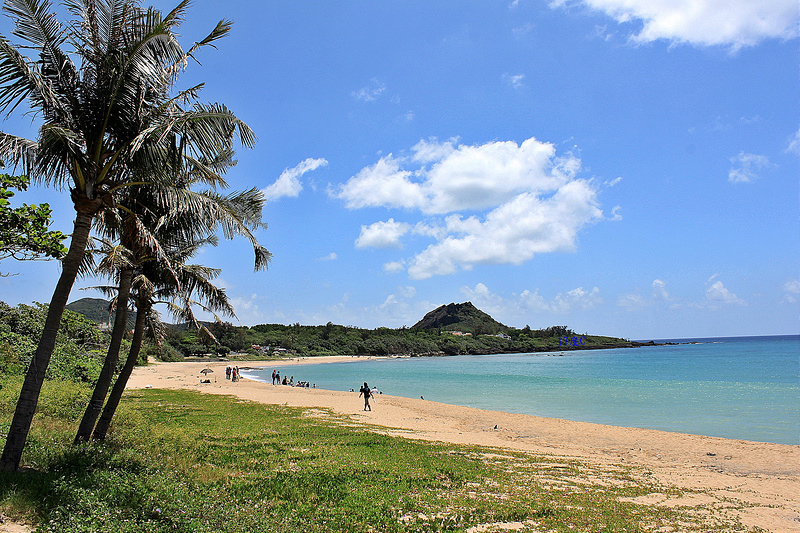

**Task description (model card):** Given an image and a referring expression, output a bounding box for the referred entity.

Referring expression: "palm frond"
[0,131,37,173]
[3,0,77,105]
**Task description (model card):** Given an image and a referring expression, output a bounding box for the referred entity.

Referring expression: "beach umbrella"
[200,368,213,375]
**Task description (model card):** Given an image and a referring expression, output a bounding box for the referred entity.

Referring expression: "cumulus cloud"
[728,152,772,183]
[333,137,605,279]
[355,219,411,249]
[705,280,745,305]
[318,252,337,261]
[652,279,670,300]
[461,282,505,311]
[551,0,799,49]
[261,158,328,201]
[332,156,427,210]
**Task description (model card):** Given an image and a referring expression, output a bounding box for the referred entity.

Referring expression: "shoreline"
[127,357,800,533]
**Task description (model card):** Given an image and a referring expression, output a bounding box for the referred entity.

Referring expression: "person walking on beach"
[359,382,372,411]
[271,369,277,385]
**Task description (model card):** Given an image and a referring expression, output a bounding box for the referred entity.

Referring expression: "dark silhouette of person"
[359,382,372,411]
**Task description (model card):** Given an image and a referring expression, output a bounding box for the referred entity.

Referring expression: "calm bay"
[243,335,800,445]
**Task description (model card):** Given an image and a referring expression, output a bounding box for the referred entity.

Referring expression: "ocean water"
[242,335,800,445]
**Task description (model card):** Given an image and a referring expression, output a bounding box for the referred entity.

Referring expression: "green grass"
[0,378,755,532]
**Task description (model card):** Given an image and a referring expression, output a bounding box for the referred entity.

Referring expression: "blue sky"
[1,0,798,339]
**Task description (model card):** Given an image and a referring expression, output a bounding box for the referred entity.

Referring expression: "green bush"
[0,302,108,382]
[141,341,183,362]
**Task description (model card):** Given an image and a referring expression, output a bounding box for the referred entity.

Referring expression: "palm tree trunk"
[93,299,148,441]
[1,209,95,472]
[74,266,133,443]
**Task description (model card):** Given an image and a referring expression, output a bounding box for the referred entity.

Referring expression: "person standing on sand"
[359,382,372,411]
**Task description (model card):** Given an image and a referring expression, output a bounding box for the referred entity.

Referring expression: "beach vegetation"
[0,302,108,383]
[0,380,750,532]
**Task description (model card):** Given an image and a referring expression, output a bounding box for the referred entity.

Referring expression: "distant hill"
[66,297,136,328]
[411,301,507,334]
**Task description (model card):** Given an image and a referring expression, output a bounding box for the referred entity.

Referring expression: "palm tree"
[73,180,269,443]
[90,231,237,441]
[0,0,254,471]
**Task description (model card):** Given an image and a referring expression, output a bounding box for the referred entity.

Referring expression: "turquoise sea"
[242,335,800,445]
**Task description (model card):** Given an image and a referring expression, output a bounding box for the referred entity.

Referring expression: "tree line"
[165,320,631,358]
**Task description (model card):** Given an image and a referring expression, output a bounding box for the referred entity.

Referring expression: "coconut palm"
[0,0,254,471]
[88,229,236,441]
[73,178,269,443]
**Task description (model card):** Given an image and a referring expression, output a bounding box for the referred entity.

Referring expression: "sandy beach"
[126,357,800,533]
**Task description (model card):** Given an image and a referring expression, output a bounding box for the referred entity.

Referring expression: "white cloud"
[411,137,458,164]
[552,0,799,49]
[261,158,328,201]
[335,137,576,215]
[459,283,602,319]
[617,292,645,309]
[355,219,411,249]
[318,252,337,261]
[503,73,526,89]
[460,283,505,312]
[782,279,800,303]
[520,289,550,312]
[652,279,670,300]
[334,137,605,279]
[728,152,772,183]
[705,280,745,305]
[786,130,800,154]
[519,286,602,313]
[228,293,265,326]
[407,181,602,279]
[352,78,387,102]
[331,155,427,210]
[383,261,406,273]
[380,286,418,310]
[512,22,535,38]
[552,286,602,312]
